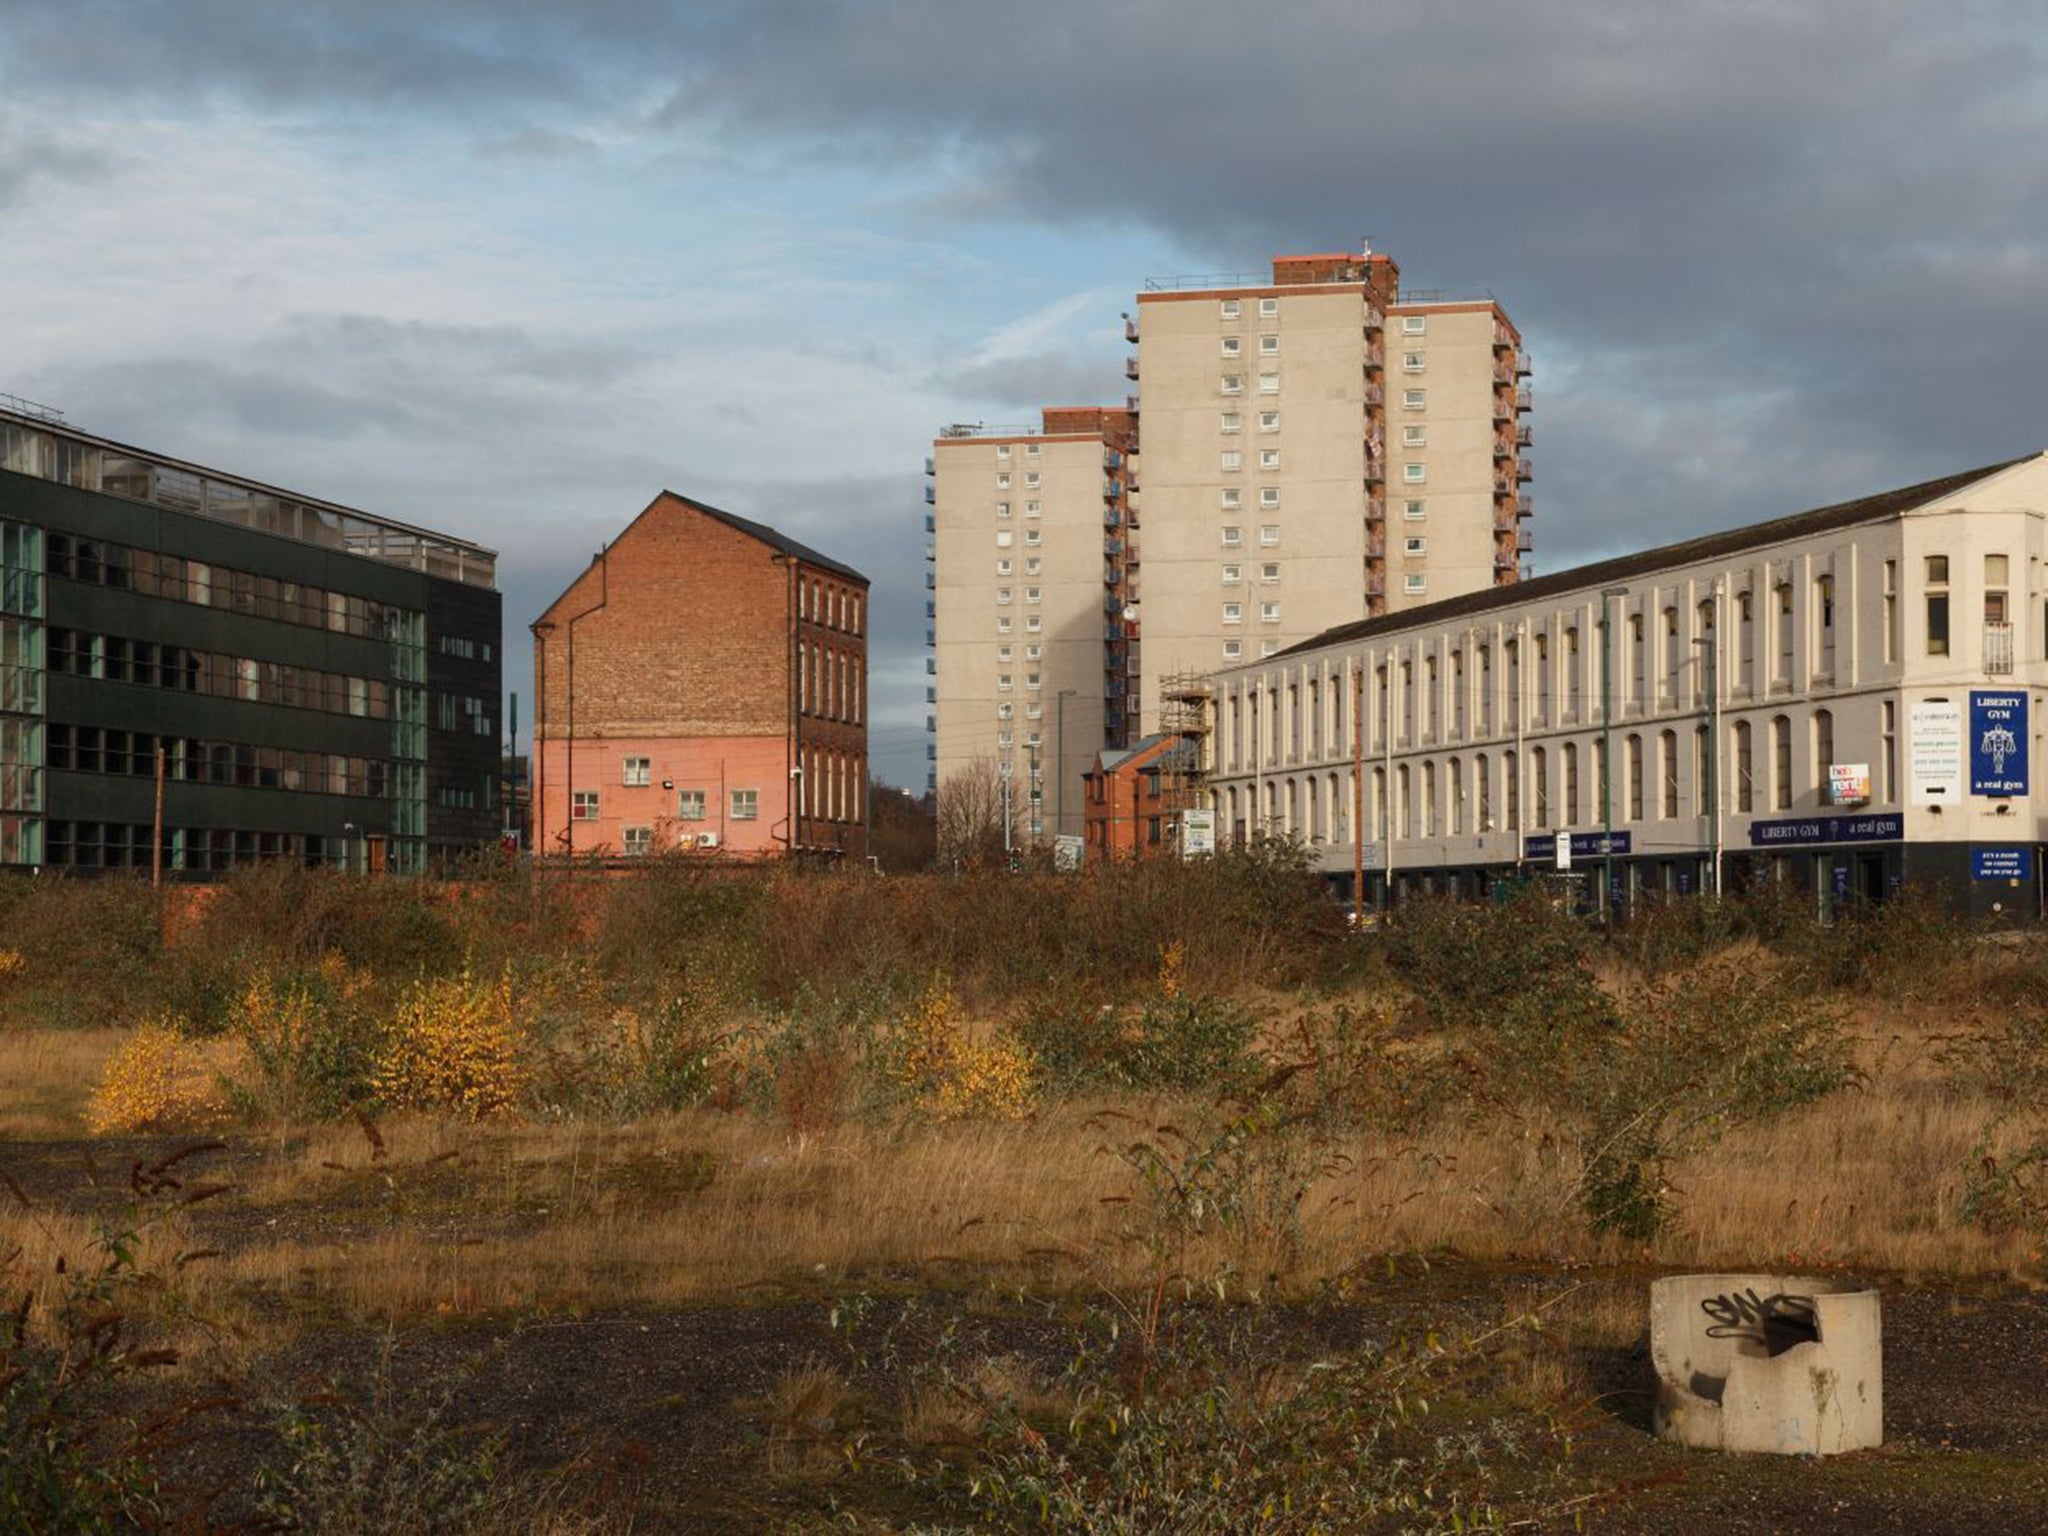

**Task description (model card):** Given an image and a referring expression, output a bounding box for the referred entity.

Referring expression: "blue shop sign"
[1972,847,2035,881]
[1522,830,1632,860]
[1748,812,1903,848]
[1970,691,2029,797]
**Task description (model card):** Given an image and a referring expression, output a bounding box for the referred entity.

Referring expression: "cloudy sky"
[3,2,2043,787]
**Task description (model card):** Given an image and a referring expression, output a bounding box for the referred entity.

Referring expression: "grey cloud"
[641,0,2048,569]
[938,351,1129,414]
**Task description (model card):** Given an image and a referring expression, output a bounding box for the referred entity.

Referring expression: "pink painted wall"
[535,733,792,858]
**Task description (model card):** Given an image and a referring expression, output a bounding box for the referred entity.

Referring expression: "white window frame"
[1221,450,1243,471]
[1260,601,1281,623]
[996,471,1012,488]
[1258,297,1279,317]
[1259,562,1280,584]
[1405,574,1428,594]
[1402,315,1427,335]
[1221,526,1244,547]
[1220,298,1241,319]
[1403,463,1427,484]
[1402,425,1427,446]
[677,789,707,821]
[1404,536,1427,555]
[1404,499,1426,520]
[995,558,1012,576]
[1223,602,1244,624]
[622,756,651,787]
[1259,524,1281,546]
[1221,563,1243,584]
[1402,351,1426,371]
[996,587,1012,605]
[1258,334,1279,355]
[1258,373,1280,394]
[1259,486,1280,507]
[995,443,1012,459]
[1223,639,1244,660]
[1221,374,1243,395]
[1258,448,1280,469]
[1221,487,1242,508]
[1221,336,1242,357]
[1403,389,1426,409]
[1220,411,1242,433]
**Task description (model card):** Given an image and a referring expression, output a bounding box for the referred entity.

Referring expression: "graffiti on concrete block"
[1699,1287,1818,1354]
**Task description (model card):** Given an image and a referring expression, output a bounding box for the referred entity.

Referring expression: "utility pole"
[1601,586,1628,934]
[1055,689,1075,839]
[1695,588,1723,898]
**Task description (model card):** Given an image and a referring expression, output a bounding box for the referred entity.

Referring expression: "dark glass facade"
[0,411,501,875]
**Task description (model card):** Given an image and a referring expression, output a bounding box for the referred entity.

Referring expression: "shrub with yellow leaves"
[1157,939,1187,1002]
[372,969,530,1120]
[0,948,27,985]
[891,975,1036,1123]
[85,1017,226,1134]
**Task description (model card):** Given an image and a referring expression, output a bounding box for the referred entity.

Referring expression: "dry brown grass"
[175,1023,2026,1327]
[0,1025,126,1135]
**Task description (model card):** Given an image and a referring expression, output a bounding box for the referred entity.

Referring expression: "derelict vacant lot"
[6,855,2048,1532]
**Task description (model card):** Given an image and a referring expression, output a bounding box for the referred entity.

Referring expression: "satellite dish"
[1121,605,1139,622]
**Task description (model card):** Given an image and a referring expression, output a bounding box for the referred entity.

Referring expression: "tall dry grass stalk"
[0,1026,128,1136]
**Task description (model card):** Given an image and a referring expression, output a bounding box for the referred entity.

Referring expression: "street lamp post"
[1694,610,1722,899]
[1600,586,1629,936]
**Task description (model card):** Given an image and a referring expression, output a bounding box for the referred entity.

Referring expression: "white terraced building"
[1203,453,2048,921]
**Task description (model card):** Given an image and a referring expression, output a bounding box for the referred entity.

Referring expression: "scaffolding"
[1157,671,1214,815]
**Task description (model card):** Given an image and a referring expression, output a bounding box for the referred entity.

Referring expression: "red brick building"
[531,492,869,861]
[1082,734,1197,861]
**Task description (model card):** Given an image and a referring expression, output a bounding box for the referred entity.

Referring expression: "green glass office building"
[0,400,502,875]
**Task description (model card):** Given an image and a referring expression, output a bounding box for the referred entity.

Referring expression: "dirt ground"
[11,1135,2048,1532]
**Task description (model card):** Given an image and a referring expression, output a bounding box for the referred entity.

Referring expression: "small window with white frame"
[1025,615,1042,632]
[1223,639,1244,660]
[1025,586,1042,604]
[1403,425,1426,446]
[1402,314,1426,335]
[1259,486,1280,507]
[623,755,651,787]
[996,471,1012,488]
[997,644,1013,661]
[1404,574,1427,594]
[1220,298,1240,319]
[995,500,1011,518]
[1220,411,1242,433]
[1024,529,1042,546]
[1223,602,1243,624]
[1258,334,1279,355]
[1259,562,1280,584]
[1259,524,1280,546]
[1221,373,1243,394]
[1260,601,1280,623]
[1221,450,1242,471]
[1221,487,1242,508]
[1025,643,1041,659]
[1403,388,1426,409]
[731,788,759,821]
[1404,536,1426,555]
[1403,463,1426,483]
[1024,442,1040,459]
[1258,372,1279,394]
[1403,498,1426,519]
[1402,351,1426,371]
[995,558,1012,576]
[1258,297,1278,317]
[995,529,1013,547]
[1258,410,1279,432]
[996,587,1012,605]
[1023,557,1041,576]
[1221,525,1244,547]
[1260,639,1281,658]
[1023,471,1040,489]
[996,673,1013,692]
[622,825,652,856]
[1221,336,1241,357]
[995,616,1012,633]
[995,443,1012,459]
[1024,500,1041,517]
[1258,448,1280,469]
[677,789,706,821]
[1221,563,1243,584]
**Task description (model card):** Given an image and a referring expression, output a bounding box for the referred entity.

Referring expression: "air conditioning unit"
[697,833,720,849]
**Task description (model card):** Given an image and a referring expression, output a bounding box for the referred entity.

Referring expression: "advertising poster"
[1969,691,2029,797]
[1909,700,1963,805]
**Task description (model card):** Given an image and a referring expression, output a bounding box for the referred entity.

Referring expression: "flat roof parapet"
[0,407,497,589]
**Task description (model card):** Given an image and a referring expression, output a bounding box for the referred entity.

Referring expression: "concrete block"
[1650,1273,1881,1456]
